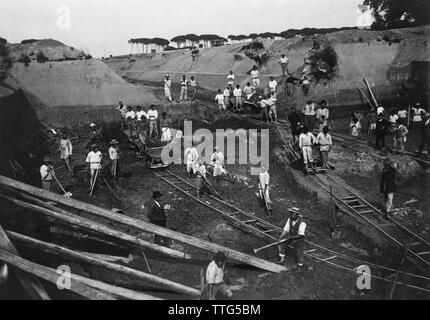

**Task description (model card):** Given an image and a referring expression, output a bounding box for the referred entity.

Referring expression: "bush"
[21,39,39,45]
[241,41,264,51]
[36,51,48,63]
[0,43,9,57]
[0,38,7,44]
[18,53,31,66]
[84,54,92,59]
[308,45,338,82]
[129,59,136,63]
[164,46,176,51]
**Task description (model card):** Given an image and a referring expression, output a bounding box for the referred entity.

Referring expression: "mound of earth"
[6,39,85,62]
[105,26,430,108]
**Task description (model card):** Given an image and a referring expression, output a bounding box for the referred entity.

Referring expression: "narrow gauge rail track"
[152,168,430,293]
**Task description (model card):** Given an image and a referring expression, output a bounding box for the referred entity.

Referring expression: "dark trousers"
[151,219,170,247]
[375,134,386,149]
[283,238,305,266]
[418,138,429,156]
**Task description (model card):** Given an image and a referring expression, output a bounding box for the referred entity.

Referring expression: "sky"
[0,0,367,57]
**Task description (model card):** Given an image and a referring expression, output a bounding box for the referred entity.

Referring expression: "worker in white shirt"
[117,101,127,129]
[135,105,147,135]
[258,165,271,205]
[205,252,232,300]
[299,126,316,170]
[223,87,231,109]
[279,54,289,76]
[376,104,385,116]
[179,74,188,102]
[147,105,159,138]
[125,106,136,135]
[59,132,73,174]
[189,76,198,101]
[196,159,208,198]
[227,71,235,90]
[267,93,278,122]
[243,82,255,100]
[302,99,317,131]
[389,110,399,126]
[277,207,306,268]
[316,126,332,169]
[250,66,260,89]
[397,108,408,126]
[215,89,226,114]
[184,143,199,178]
[108,139,120,180]
[412,102,425,129]
[316,100,329,132]
[211,146,227,177]
[85,144,102,190]
[164,75,173,102]
[160,112,172,142]
[40,156,55,191]
[233,85,243,112]
[268,76,278,98]
[259,95,269,124]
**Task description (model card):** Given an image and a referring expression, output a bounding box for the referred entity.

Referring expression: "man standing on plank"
[205,252,232,300]
[147,191,170,247]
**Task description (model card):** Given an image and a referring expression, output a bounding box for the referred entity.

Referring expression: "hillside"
[105,26,430,108]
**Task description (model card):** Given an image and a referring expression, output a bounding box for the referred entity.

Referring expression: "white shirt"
[164,79,171,88]
[86,151,102,164]
[206,260,224,285]
[317,132,332,151]
[260,99,268,108]
[243,86,254,95]
[316,108,329,121]
[267,97,277,106]
[283,218,306,236]
[147,109,158,120]
[215,94,225,104]
[136,110,147,121]
[40,164,53,180]
[227,74,235,83]
[189,79,197,87]
[268,80,277,90]
[259,171,270,186]
[125,111,135,119]
[397,110,407,118]
[412,107,425,121]
[233,88,242,97]
[376,106,385,115]
[185,147,199,163]
[60,139,72,155]
[299,132,315,148]
[389,114,399,123]
[211,151,224,164]
[109,146,119,160]
[223,89,230,97]
[251,70,259,79]
[303,103,316,116]
[279,57,289,64]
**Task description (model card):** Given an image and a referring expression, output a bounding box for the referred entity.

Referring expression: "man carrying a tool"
[108,139,120,181]
[85,144,102,191]
[147,191,170,247]
[40,156,55,191]
[277,207,307,270]
[205,252,232,300]
[196,159,208,199]
[59,132,73,174]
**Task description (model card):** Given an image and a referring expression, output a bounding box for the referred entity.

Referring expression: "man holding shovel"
[277,207,307,270]
[86,144,102,193]
[40,156,55,191]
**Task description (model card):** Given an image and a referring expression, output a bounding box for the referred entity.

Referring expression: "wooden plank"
[0,224,50,300]
[0,175,285,273]
[7,230,201,297]
[10,193,191,260]
[0,248,116,300]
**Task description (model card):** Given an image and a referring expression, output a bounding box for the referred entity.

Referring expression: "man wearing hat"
[380,158,397,214]
[184,142,199,178]
[411,103,425,130]
[316,100,329,132]
[179,74,189,102]
[205,251,232,300]
[40,156,55,191]
[147,105,159,139]
[277,207,307,268]
[85,144,102,190]
[302,99,316,131]
[163,75,172,102]
[108,139,120,180]
[147,191,170,246]
[211,146,227,177]
[258,165,271,207]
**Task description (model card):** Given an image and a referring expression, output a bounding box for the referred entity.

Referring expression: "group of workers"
[163,74,198,102]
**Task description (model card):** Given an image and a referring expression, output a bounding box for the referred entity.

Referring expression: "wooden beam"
[0,248,116,300]
[7,193,191,260]
[0,224,50,300]
[363,78,379,108]
[7,230,201,297]
[0,176,286,273]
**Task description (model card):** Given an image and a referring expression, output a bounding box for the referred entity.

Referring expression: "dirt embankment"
[105,26,430,108]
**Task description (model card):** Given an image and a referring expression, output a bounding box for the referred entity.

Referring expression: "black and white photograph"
[0,0,429,308]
